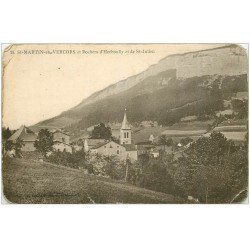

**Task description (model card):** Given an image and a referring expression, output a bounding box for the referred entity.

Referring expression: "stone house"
[52,130,70,144]
[84,139,107,152]
[52,130,72,153]
[8,125,37,151]
[53,141,73,153]
[90,140,138,162]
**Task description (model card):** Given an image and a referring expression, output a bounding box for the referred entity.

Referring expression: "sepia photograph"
[1,43,248,204]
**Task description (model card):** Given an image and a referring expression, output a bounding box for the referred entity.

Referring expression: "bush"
[48,149,87,169]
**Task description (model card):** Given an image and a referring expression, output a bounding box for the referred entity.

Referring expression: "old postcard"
[1,44,248,204]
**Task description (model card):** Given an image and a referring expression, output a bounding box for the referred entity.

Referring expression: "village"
[5,96,248,165]
[5,109,196,161]
[2,44,248,205]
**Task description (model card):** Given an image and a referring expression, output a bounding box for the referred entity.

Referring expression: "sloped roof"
[121,110,131,130]
[91,140,125,150]
[53,141,72,147]
[135,141,152,145]
[91,141,110,149]
[123,144,137,151]
[86,139,107,147]
[136,144,154,150]
[9,125,37,142]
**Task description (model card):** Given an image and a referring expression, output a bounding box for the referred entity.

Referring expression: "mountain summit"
[34,44,248,131]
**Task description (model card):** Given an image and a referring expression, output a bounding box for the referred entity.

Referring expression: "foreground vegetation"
[31,132,249,203]
[2,126,248,203]
[2,157,186,204]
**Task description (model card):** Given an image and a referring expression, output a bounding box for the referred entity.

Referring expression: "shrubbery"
[46,131,247,203]
[47,150,127,180]
[126,131,248,203]
[48,149,87,169]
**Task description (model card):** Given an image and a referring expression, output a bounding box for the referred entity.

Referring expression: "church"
[87,109,138,162]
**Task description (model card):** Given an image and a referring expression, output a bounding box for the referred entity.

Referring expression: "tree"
[3,140,15,157]
[91,123,112,140]
[232,99,248,118]
[14,138,25,158]
[103,156,126,180]
[48,149,87,169]
[34,129,54,158]
[176,131,247,203]
[185,131,233,167]
[207,79,224,112]
[166,138,174,147]
[4,140,14,152]
[180,137,193,146]
[3,138,24,158]
[159,134,169,147]
[2,127,14,141]
[138,159,176,194]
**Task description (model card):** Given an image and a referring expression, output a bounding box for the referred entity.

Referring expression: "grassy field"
[133,119,247,144]
[213,125,247,132]
[204,131,247,141]
[2,158,186,204]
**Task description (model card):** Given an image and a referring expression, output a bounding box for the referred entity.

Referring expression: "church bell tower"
[120,109,131,145]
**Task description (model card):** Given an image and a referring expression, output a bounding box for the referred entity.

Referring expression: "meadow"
[2,157,186,204]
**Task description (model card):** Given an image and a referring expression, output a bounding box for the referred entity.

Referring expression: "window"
[117,150,119,154]
[62,138,65,142]
[124,132,126,138]
[127,132,129,138]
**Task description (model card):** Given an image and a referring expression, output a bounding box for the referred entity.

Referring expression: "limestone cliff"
[75,44,247,109]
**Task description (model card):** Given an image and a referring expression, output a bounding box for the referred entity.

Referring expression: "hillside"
[2,158,186,204]
[73,44,247,108]
[34,44,248,130]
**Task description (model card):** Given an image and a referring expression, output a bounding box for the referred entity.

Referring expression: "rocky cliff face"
[35,44,248,130]
[161,45,247,78]
[75,44,247,109]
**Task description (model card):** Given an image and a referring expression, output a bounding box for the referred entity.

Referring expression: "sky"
[2,44,225,129]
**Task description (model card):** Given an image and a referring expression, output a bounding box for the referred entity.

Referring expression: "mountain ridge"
[34,44,248,130]
[71,44,247,110]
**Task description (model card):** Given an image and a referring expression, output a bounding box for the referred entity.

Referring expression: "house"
[90,140,126,158]
[52,130,70,144]
[52,130,72,153]
[90,140,138,162]
[8,125,37,151]
[135,141,154,155]
[84,139,108,152]
[122,144,138,161]
[53,141,73,153]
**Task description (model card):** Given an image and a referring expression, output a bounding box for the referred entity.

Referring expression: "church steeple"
[121,108,130,130]
[120,108,131,144]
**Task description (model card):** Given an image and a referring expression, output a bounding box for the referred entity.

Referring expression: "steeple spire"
[121,108,130,130]
[120,108,132,144]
